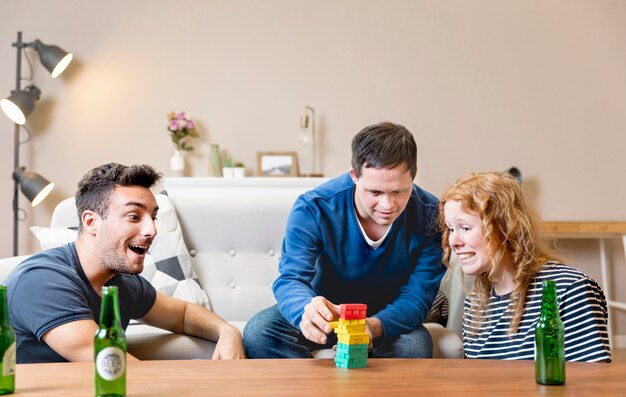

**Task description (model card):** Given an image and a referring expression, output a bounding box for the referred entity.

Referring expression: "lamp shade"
[31,40,73,78]
[0,85,41,125]
[13,167,55,207]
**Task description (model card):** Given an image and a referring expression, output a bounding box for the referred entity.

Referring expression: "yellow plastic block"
[340,319,366,326]
[337,332,370,345]
[334,324,367,334]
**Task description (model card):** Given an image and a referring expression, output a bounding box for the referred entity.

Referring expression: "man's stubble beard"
[97,236,143,275]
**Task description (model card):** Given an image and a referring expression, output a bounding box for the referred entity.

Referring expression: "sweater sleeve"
[272,197,323,328]
[560,277,612,362]
[372,229,445,339]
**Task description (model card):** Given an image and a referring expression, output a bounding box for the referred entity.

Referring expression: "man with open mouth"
[5,162,246,363]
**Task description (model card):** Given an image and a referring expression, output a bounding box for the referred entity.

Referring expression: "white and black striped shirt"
[463,262,611,362]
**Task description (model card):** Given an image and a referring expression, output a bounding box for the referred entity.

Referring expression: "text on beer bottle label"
[96,346,125,381]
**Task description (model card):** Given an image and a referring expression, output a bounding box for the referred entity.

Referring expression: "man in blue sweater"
[244,122,445,358]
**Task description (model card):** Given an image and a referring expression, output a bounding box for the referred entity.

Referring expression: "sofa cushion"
[29,193,211,309]
[146,192,210,309]
[30,226,78,250]
[29,226,78,250]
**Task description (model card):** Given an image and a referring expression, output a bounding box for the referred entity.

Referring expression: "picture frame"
[257,151,299,177]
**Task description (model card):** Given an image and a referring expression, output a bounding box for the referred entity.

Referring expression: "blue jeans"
[243,305,433,359]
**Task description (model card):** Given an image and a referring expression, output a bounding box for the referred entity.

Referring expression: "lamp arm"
[24,39,42,50]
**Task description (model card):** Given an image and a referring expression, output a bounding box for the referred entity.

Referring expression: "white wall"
[1,1,625,337]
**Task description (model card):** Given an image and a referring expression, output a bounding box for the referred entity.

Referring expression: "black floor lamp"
[0,31,73,256]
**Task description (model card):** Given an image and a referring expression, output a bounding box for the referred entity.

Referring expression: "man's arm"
[375,236,445,338]
[272,198,332,342]
[372,226,445,339]
[42,320,139,362]
[139,292,246,359]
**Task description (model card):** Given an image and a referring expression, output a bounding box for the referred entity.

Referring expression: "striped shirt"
[463,262,611,362]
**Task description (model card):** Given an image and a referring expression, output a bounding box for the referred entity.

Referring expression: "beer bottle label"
[2,342,15,376]
[96,346,126,381]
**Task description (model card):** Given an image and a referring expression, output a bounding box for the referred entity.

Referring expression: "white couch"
[0,177,465,359]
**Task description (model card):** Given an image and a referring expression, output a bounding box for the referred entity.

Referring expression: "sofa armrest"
[126,322,216,360]
[424,322,463,358]
[127,333,216,360]
[440,253,474,338]
[0,255,30,282]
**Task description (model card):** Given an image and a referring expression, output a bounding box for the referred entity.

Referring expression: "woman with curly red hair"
[439,171,610,362]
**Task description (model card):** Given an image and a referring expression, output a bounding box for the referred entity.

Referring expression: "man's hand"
[331,316,383,352]
[212,324,247,359]
[299,296,340,344]
[365,317,382,349]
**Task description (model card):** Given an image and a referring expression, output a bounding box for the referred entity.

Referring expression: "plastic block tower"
[329,303,369,369]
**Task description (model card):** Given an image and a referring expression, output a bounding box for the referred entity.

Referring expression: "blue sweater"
[272,173,445,339]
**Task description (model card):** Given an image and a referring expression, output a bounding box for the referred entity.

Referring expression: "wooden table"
[14,358,626,396]
[543,221,626,345]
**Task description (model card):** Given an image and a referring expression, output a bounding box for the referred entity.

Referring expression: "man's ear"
[81,210,100,236]
[349,167,358,184]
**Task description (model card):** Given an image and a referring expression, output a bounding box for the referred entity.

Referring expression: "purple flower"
[167,111,198,151]
[169,120,180,131]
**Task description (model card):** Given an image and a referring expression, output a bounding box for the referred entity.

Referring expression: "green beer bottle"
[0,285,15,395]
[94,286,126,397]
[535,280,565,385]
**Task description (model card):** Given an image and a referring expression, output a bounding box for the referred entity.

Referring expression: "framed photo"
[257,152,299,177]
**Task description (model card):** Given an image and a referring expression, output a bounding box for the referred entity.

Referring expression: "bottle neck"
[539,280,559,320]
[99,288,122,328]
[0,287,9,326]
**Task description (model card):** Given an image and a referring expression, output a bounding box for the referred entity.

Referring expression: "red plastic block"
[340,303,367,320]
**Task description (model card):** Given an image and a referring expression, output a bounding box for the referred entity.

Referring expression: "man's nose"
[380,194,393,210]
[142,218,157,237]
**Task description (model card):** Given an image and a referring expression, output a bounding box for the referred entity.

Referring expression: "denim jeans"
[243,305,433,359]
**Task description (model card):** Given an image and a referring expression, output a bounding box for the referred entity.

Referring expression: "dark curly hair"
[75,163,162,228]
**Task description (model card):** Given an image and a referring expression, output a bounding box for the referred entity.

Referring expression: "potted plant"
[233,162,245,178]
[222,155,234,178]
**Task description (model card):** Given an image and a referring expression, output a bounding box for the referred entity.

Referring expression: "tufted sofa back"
[162,177,328,323]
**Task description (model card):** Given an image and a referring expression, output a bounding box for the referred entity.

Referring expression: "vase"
[208,144,223,177]
[170,149,185,177]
